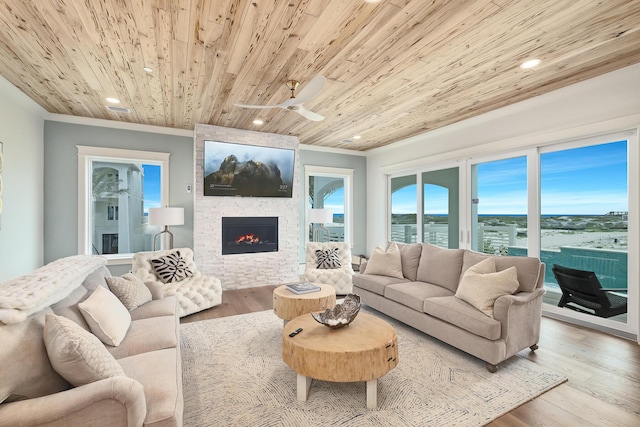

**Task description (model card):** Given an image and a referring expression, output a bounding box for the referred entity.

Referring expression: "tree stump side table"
[272,283,336,323]
[282,312,399,409]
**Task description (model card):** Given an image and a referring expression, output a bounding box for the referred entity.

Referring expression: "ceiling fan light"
[520,58,541,69]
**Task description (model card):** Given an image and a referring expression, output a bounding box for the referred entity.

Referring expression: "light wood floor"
[181,286,640,426]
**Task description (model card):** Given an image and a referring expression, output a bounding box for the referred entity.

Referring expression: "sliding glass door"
[470,156,528,256]
[390,175,417,243]
[422,168,459,249]
[390,167,460,248]
[387,129,637,336]
[540,139,629,325]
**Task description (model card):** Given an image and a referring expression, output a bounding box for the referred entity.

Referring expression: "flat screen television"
[203,140,295,197]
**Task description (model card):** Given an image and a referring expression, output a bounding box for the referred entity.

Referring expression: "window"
[305,166,353,244]
[422,167,459,249]
[540,139,629,323]
[78,146,169,261]
[385,130,637,336]
[390,175,417,243]
[471,156,528,255]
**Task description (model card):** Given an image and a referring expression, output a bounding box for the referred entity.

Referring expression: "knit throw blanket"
[0,255,107,324]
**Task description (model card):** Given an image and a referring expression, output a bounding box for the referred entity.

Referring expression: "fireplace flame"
[235,233,260,244]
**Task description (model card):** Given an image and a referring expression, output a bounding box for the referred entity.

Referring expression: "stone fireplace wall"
[193,124,300,290]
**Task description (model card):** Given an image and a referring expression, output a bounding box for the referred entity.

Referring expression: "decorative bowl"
[311,294,361,329]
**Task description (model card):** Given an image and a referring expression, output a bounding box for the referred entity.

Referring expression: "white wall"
[0,76,46,281]
[366,64,640,251]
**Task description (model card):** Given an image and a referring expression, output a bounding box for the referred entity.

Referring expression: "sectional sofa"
[0,255,183,426]
[353,242,545,372]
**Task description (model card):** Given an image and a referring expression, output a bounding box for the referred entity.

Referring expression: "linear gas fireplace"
[221,216,279,255]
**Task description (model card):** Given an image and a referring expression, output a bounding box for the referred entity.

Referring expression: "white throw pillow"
[455,257,520,318]
[106,273,152,311]
[78,286,131,346]
[363,242,404,279]
[43,314,125,387]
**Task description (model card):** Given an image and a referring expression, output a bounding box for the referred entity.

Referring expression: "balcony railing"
[391,223,628,290]
[391,223,517,252]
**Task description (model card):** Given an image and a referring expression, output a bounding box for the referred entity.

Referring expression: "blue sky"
[393,140,628,215]
[324,187,344,214]
[143,164,161,213]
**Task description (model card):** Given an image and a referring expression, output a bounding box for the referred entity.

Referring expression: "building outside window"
[78,146,169,259]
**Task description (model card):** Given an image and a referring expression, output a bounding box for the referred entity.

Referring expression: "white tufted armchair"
[132,247,222,317]
[304,242,355,295]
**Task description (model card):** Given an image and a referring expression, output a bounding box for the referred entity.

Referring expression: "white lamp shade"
[148,207,184,226]
[308,208,333,224]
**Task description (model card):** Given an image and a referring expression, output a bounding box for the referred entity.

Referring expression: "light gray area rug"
[181,309,566,427]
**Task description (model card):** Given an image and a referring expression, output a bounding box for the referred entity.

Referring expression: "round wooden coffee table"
[273,283,336,322]
[282,312,398,409]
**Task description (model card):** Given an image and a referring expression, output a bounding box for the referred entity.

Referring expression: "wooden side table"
[273,283,336,323]
[282,312,398,409]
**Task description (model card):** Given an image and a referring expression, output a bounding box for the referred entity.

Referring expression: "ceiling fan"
[234,76,327,121]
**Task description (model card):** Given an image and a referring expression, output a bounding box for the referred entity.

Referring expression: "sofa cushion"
[461,250,541,293]
[119,348,183,427]
[384,282,454,312]
[423,296,502,340]
[395,242,422,281]
[43,314,126,387]
[107,273,153,311]
[151,250,194,284]
[78,286,132,347]
[353,273,410,296]
[130,297,178,321]
[363,242,404,279]
[0,311,70,403]
[455,258,520,318]
[415,244,464,292]
[108,315,178,360]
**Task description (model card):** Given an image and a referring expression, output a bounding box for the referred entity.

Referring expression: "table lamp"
[148,207,184,250]
[308,208,334,242]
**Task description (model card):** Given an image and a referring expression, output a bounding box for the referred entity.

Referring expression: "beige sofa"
[0,257,183,426]
[353,243,545,372]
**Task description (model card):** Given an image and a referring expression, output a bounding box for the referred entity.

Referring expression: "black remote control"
[289,328,303,337]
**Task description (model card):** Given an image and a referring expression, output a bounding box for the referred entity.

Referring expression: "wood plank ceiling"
[0,0,639,151]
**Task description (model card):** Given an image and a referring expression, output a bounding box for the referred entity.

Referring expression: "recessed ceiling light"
[106,105,132,113]
[353,135,362,140]
[143,66,153,73]
[253,119,264,125]
[105,97,120,104]
[520,58,541,69]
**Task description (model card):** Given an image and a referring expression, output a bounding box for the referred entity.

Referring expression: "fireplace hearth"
[222,216,278,255]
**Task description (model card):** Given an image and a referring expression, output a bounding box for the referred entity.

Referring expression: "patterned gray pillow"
[315,248,341,269]
[106,273,152,311]
[150,251,194,283]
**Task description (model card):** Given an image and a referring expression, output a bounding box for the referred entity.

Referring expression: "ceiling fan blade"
[291,76,327,105]
[233,103,280,109]
[296,106,325,121]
